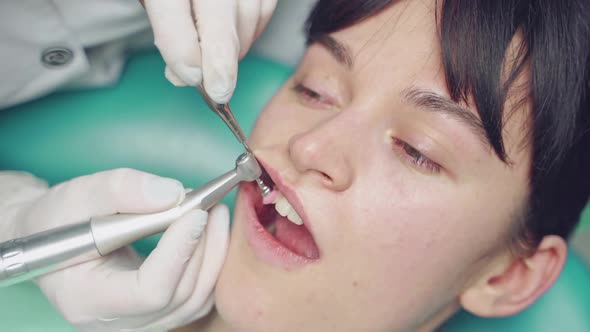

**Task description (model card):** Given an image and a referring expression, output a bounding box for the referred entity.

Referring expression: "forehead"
[329,0,443,88]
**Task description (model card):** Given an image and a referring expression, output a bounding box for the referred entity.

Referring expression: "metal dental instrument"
[196,84,272,197]
[0,152,261,288]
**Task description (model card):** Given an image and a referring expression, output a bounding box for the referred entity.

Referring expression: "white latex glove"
[143,0,278,103]
[0,170,230,332]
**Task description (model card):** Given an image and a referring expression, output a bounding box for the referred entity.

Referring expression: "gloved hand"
[0,169,230,332]
[143,0,278,104]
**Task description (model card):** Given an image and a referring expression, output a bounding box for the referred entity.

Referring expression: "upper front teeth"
[274,193,303,225]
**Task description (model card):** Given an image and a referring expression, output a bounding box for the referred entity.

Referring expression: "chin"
[213,182,321,332]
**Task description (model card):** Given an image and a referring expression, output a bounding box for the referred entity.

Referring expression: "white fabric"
[0,170,230,332]
[0,0,314,110]
[0,0,152,110]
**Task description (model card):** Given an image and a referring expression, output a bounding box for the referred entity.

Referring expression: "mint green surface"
[0,51,589,331]
[579,206,590,232]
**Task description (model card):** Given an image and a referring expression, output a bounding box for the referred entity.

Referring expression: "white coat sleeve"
[0,0,151,110]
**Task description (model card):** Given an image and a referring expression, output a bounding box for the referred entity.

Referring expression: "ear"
[459,235,568,317]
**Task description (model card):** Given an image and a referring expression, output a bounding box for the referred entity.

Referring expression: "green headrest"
[0,51,588,331]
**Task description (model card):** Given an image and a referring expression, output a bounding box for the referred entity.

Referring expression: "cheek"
[314,181,466,324]
[249,90,330,148]
[333,171,511,316]
[349,190,468,279]
[249,91,297,146]
[250,110,291,148]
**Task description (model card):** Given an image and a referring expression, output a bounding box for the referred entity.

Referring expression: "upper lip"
[257,158,312,233]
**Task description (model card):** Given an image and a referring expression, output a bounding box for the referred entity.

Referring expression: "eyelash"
[292,83,332,107]
[292,83,441,174]
[391,138,441,174]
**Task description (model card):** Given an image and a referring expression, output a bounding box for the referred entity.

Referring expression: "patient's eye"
[292,83,334,108]
[391,138,441,174]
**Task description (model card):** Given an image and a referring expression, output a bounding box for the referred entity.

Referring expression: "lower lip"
[238,182,316,270]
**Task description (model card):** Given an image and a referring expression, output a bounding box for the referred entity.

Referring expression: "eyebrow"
[310,36,492,150]
[402,87,492,149]
[310,34,354,69]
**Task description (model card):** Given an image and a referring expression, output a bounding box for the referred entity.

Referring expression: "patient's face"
[215,1,531,331]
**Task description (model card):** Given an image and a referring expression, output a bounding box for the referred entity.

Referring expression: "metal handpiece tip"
[256,178,272,197]
[236,152,263,182]
[236,152,272,196]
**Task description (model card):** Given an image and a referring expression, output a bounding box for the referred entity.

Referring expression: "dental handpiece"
[0,152,261,288]
[196,85,272,197]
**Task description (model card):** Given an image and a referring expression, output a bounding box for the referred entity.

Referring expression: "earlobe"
[460,235,568,317]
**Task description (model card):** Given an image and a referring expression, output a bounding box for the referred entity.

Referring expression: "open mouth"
[241,167,320,267]
[256,190,319,259]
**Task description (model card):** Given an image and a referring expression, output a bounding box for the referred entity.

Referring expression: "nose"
[287,117,354,191]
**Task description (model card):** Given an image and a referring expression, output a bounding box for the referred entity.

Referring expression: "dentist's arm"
[0,170,229,331]
[143,0,278,103]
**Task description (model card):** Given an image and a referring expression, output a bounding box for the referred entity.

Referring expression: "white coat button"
[41,47,74,67]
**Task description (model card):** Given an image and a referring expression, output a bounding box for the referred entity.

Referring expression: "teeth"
[287,210,303,225]
[274,194,291,217]
[274,193,303,225]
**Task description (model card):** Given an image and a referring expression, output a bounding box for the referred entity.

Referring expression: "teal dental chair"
[0,51,589,332]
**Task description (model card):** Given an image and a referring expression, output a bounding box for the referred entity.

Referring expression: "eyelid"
[293,70,346,105]
[391,137,441,174]
[292,82,339,108]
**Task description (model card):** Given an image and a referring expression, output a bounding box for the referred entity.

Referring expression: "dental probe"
[0,152,261,288]
[196,84,272,197]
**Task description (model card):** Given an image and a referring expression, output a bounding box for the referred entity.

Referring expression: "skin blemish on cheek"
[353,280,359,287]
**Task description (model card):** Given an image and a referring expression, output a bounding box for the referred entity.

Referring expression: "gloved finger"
[130,295,214,332]
[236,0,262,59]
[145,0,203,86]
[26,169,184,234]
[0,171,48,206]
[128,212,211,330]
[194,0,240,104]
[190,204,230,301]
[73,210,208,318]
[117,208,209,328]
[40,247,142,328]
[143,204,230,327]
[165,65,188,87]
[140,293,214,332]
[167,215,208,305]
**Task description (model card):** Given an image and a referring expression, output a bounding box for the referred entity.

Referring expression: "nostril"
[320,172,333,184]
[319,168,353,191]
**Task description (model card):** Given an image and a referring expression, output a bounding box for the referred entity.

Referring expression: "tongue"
[274,216,320,259]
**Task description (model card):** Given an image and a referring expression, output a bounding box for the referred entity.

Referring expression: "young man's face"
[215,1,535,331]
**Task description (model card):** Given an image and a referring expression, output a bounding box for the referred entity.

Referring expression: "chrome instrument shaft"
[196,85,272,196]
[0,152,261,288]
